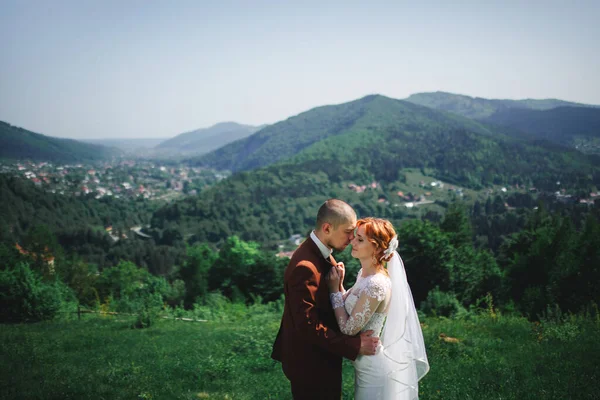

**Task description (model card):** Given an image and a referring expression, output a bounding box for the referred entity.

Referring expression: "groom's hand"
[326,267,340,292]
[358,330,379,355]
[335,262,345,287]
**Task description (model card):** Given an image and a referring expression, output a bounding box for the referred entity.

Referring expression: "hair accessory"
[381,235,398,260]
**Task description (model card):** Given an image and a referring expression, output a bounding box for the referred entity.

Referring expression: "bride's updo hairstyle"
[355,217,397,268]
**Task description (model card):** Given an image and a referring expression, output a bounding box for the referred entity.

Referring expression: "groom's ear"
[322,222,333,235]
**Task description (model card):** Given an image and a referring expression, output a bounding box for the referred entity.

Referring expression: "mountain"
[481,107,600,154]
[404,91,597,120]
[157,122,264,155]
[404,92,600,154]
[0,121,119,163]
[189,95,496,172]
[84,138,167,152]
[153,95,600,244]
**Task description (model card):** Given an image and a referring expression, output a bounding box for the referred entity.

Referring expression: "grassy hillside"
[0,121,118,162]
[1,310,598,399]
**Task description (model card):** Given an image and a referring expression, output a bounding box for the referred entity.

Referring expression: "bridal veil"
[381,251,430,399]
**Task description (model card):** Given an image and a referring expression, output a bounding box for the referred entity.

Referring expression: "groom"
[271,199,379,399]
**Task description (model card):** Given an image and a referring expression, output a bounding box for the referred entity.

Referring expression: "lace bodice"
[330,270,391,337]
[344,294,387,337]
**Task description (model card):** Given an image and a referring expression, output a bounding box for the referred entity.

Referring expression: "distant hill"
[157,122,264,155]
[83,138,167,152]
[481,107,600,154]
[404,92,600,154]
[154,95,600,244]
[0,121,119,163]
[189,95,496,172]
[404,91,597,120]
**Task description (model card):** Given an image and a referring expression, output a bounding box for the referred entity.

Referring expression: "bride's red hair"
[356,217,397,266]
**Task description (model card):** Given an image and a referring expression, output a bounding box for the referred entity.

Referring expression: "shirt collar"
[310,230,333,259]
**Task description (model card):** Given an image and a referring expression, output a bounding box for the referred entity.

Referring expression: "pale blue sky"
[1,0,599,139]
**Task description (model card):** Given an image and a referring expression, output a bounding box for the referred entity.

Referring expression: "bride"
[327,217,429,399]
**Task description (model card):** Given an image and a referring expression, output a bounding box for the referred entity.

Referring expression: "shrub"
[0,262,65,322]
[538,304,582,342]
[129,291,163,329]
[421,288,466,317]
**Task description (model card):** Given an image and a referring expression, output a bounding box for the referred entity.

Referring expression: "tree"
[179,244,216,307]
[500,212,582,316]
[472,200,482,216]
[451,245,502,306]
[208,236,261,302]
[0,262,64,322]
[58,257,99,319]
[397,220,454,305]
[246,252,288,303]
[440,203,472,247]
[21,225,63,278]
[558,215,600,311]
[96,261,148,300]
[492,195,506,214]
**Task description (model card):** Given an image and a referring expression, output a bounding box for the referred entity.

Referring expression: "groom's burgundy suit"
[271,237,361,399]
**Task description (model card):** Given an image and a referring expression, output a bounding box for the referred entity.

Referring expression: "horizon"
[4,90,599,141]
[1,1,599,139]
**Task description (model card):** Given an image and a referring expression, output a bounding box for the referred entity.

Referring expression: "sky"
[1,0,599,139]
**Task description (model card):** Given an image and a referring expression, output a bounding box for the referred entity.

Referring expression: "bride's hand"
[326,267,340,292]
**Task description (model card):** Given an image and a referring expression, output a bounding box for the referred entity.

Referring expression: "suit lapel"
[305,235,336,272]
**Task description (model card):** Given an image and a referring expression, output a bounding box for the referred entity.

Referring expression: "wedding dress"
[330,251,429,400]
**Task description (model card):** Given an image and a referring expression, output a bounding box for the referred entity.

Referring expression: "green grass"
[1,311,599,399]
[0,313,289,400]
[419,313,600,399]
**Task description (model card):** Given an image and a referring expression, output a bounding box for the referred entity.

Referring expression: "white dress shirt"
[310,230,333,260]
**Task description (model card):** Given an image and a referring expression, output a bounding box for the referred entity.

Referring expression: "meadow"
[1,303,599,400]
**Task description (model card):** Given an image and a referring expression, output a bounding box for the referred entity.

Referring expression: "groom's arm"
[287,261,361,361]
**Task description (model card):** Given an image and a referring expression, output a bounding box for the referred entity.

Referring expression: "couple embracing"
[271,199,429,400]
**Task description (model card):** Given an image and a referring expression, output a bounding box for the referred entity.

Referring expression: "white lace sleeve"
[333,277,387,336]
[330,292,344,309]
[329,287,354,310]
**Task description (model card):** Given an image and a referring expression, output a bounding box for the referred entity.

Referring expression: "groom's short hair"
[316,199,356,230]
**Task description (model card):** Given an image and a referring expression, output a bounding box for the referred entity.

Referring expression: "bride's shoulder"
[364,273,390,300]
[371,271,391,284]
[372,272,392,291]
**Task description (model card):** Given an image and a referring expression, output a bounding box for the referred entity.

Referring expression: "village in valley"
[6,160,597,210]
[4,161,598,257]
[1,159,229,202]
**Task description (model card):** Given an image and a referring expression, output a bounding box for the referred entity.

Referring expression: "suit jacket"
[271,237,361,386]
